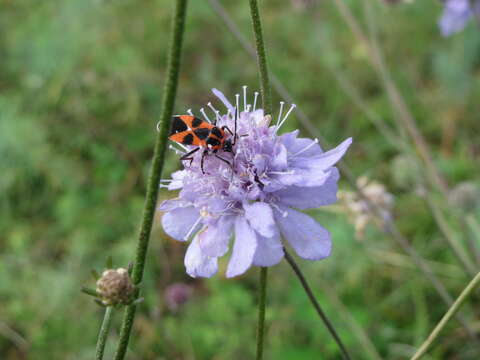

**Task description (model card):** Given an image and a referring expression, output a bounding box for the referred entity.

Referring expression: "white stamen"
[200,108,212,123]
[183,216,202,241]
[253,92,259,111]
[156,121,161,132]
[276,102,285,128]
[243,85,247,112]
[168,144,186,155]
[207,102,222,123]
[187,108,194,116]
[292,138,319,157]
[276,103,296,131]
[207,102,217,114]
[269,170,295,175]
[246,104,251,112]
[215,110,222,123]
[160,179,174,182]
[235,94,240,118]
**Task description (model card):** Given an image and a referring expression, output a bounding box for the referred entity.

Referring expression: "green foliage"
[1,0,480,359]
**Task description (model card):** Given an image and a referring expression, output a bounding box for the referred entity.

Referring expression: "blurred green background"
[1,0,480,359]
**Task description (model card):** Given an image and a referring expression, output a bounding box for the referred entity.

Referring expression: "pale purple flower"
[159,87,352,278]
[439,0,480,36]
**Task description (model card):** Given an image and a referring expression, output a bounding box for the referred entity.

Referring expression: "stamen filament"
[269,170,295,175]
[243,85,247,112]
[187,108,194,116]
[253,91,259,111]
[200,108,212,123]
[183,216,202,241]
[276,101,285,128]
[235,94,240,117]
[276,103,296,131]
[291,138,319,157]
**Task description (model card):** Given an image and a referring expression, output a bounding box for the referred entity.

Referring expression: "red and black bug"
[168,111,238,174]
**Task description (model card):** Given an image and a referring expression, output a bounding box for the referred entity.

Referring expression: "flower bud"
[96,268,135,306]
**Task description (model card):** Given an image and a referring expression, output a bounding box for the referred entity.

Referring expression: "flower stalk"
[96,306,113,360]
[112,1,188,359]
[249,0,272,116]
[249,0,272,358]
[284,250,351,360]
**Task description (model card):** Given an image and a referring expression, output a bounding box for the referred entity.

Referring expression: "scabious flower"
[439,0,480,36]
[159,87,352,278]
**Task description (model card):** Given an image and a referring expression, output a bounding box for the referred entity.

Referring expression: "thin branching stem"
[284,250,351,360]
[256,267,268,360]
[96,306,113,360]
[248,0,272,115]
[112,1,188,359]
[411,271,480,360]
[247,1,273,358]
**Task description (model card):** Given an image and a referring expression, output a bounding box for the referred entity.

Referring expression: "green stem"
[256,267,268,360]
[248,0,272,115]
[411,271,480,360]
[284,250,351,360]
[112,1,188,359]
[96,306,114,360]
[248,1,272,358]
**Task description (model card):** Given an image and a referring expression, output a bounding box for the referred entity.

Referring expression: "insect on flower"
[167,110,239,173]
[159,87,352,278]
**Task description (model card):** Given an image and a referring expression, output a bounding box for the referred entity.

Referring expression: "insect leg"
[180,147,200,167]
[221,126,234,136]
[215,154,233,168]
[201,149,209,174]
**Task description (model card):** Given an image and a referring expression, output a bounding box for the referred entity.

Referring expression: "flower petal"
[253,226,284,267]
[198,216,234,257]
[274,206,331,260]
[244,202,275,238]
[161,207,200,241]
[438,0,471,36]
[212,88,235,113]
[226,217,257,278]
[185,236,218,278]
[293,138,352,172]
[275,168,340,209]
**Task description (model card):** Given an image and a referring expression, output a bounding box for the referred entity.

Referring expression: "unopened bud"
[96,268,135,306]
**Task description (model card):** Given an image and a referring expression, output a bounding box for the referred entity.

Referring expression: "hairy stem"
[249,0,272,360]
[284,250,351,360]
[112,1,188,359]
[96,306,113,360]
[411,271,480,360]
[248,0,272,115]
[248,0,273,358]
[256,267,268,360]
